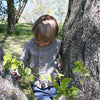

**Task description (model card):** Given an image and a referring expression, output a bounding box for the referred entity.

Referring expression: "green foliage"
[3,53,89,100]
[53,60,89,100]
[3,53,35,83]
[53,78,78,100]
[3,53,36,100]
[73,60,90,84]
[48,74,52,82]
[55,69,64,80]
[3,53,17,70]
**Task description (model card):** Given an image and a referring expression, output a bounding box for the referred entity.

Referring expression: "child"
[20,15,62,100]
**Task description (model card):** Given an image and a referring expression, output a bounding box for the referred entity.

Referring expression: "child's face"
[35,39,51,48]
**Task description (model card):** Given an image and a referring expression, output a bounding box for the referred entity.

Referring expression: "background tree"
[15,0,28,23]
[19,0,69,25]
[7,0,15,30]
[53,0,68,25]
[2,0,28,30]
[62,0,100,99]
[19,0,55,23]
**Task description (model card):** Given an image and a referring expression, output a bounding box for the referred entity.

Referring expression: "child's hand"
[12,71,20,82]
[58,61,63,70]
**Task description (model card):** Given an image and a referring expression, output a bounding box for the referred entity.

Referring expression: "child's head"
[32,15,59,47]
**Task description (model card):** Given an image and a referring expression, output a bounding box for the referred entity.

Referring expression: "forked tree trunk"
[62,0,100,99]
[15,0,28,23]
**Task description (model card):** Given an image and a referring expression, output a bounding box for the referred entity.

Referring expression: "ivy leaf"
[80,80,83,84]
[73,67,80,73]
[3,64,11,70]
[3,60,8,66]
[25,67,31,75]
[11,58,17,63]
[83,67,87,73]
[61,78,72,90]
[28,75,34,82]
[53,82,62,92]
[11,64,18,70]
[70,87,78,91]
[18,67,23,75]
[72,90,78,95]
[74,60,82,67]
[3,53,12,62]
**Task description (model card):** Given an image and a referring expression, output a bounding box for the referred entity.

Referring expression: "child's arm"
[59,60,63,70]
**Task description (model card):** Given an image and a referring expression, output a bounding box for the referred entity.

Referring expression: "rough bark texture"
[62,0,100,99]
[7,0,15,30]
[15,0,28,23]
[0,45,28,100]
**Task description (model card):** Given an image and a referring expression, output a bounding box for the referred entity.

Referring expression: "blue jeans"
[31,85,57,100]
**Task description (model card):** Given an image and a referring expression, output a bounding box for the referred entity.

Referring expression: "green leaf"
[80,80,83,84]
[61,78,72,90]
[33,67,39,72]
[70,87,78,91]
[18,67,23,75]
[72,90,78,95]
[11,64,18,70]
[53,94,62,100]
[3,64,10,70]
[73,67,80,73]
[53,82,62,92]
[25,67,31,75]
[74,60,82,67]
[48,74,52,82]
[3,53,12,62]
[28,75,34,82]
[83,67,87,73]
[11,58,17,63]
[3,60,8,66]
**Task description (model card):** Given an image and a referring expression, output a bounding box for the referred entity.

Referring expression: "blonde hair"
[32,15,59,42]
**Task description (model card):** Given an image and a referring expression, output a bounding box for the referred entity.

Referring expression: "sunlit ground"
[0,23,33,59]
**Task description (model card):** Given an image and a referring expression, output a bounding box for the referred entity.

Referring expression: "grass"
[0,23,33,59]
[0,22,62,59]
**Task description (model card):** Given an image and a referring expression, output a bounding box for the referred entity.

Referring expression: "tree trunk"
[62,0,100,99]
[7,0,15,30]
[15,0,28,23]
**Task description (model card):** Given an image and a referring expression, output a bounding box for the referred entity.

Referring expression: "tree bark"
[15,0,28,23]
[62,0,100,99]
[7,0,28,30]
[7,0,15,30]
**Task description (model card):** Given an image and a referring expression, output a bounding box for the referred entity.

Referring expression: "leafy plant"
[53,77,78,100]
[3,53,36,100]
[73,60,90,84]
[3,53,89,100]
[53,60,90,100]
